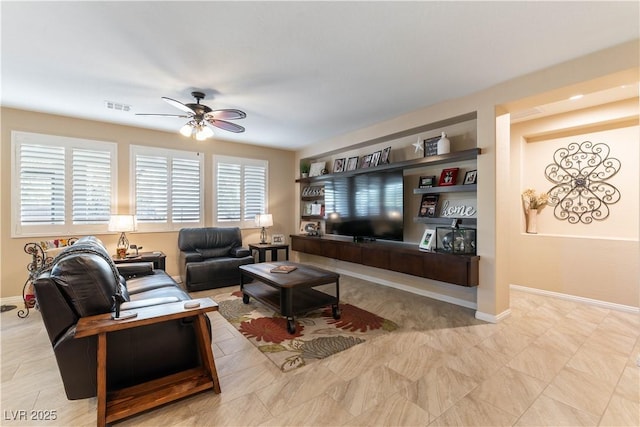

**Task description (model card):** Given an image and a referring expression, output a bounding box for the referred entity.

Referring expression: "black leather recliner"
[33,236,210,400]
[178,227,254,291]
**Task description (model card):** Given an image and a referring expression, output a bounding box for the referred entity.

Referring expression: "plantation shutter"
[214,156,268,227]
[172,157,201,223]
[216,162,242,222]
[135,154,168,223]
[243,164,266,221]
[19,143,66,225]
[72,148,112,224]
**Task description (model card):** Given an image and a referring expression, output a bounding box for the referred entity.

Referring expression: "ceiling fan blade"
[206,109,246,120]
[162,97,196,115]
[206,118,246,133]
[135,113,191,118]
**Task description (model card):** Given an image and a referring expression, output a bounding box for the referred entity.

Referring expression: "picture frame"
[463,169,477,185]
[333,158,346,173]
[438,167,459,186]
[423,136,440,157]
[419,228,436,251]
[359,154,372,169]
[272,234,285,244]
[346,156,359,171]
[418,194,439,217]
[309,162,326,177]
[380,147,391,164]
[370,150,382,167]
[418,175,436,188]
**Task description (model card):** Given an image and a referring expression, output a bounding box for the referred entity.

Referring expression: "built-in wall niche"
[522,125,638,239]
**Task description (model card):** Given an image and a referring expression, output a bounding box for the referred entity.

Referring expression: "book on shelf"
[270,265,297,274]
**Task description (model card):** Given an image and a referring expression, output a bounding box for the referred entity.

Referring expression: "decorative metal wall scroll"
[545,141,621,224]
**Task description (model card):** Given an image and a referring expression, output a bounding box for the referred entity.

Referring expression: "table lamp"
[108,215,136,259]
[255,214,273,244]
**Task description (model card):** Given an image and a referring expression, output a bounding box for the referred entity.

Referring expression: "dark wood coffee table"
[239,262,340,334]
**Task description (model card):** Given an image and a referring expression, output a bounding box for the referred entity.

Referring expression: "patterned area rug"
[216,290,399,372]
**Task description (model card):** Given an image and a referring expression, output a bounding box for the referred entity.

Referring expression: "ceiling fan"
[137,91,246,140]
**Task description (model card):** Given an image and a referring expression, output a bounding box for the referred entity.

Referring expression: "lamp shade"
[254,214,273,228]
[108,215,136,232]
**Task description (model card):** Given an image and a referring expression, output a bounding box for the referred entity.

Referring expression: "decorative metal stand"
[545,141,621,224]
[19,238,77,318]
[18,243,51,318]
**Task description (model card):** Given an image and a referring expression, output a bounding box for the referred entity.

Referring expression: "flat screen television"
[324,170,403,241]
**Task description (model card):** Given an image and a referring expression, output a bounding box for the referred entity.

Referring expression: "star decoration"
[412,139,423,153]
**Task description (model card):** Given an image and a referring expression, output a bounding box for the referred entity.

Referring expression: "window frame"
[11,131,118,238]
[212,155,269,229]
[130,145,204,232]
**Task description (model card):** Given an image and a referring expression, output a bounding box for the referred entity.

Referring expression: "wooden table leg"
[194,314,221,393]
[96,333,107,427]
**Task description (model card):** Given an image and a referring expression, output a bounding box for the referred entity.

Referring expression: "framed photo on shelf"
[359,154,373,169]
[370,151,382,167]
[419,228,436,251]
[333,158,346,173]
[418,194,439,217]
[346,156,359,171]
[423,136,439,157]
[272,234,285,244]
[438,167,459,186]
[309,162,326,177]
[418,175,436,188]
[380,147,391,164]
[463,170,477,185]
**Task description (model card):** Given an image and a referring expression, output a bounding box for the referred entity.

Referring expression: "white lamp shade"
[108,215,137,232]
[179,123,193,137]
[254,214,273,228]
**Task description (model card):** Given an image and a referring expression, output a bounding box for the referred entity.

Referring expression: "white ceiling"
[1,1,638,150]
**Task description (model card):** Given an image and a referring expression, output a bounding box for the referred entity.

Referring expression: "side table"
[75,298,220,427]
[249,243,289,263]
[112,251,166,271]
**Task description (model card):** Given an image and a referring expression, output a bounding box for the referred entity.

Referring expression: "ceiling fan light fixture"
[180,123,194,137]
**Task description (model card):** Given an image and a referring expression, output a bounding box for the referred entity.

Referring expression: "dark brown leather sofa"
[178,227,254,291]
[33,236,210,400]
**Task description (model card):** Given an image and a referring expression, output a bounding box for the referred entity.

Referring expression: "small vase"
[437,132,450,155]
[526,210,538,234]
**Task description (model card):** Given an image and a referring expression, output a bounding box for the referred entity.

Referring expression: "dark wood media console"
[290,235,479,287]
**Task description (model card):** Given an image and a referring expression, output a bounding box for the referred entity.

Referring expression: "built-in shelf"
[413,184,477,194]
[296,148,481,183]
[414,217,477,226]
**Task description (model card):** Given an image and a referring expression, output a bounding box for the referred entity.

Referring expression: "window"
[11,131,116,237]
[213,156,268,228]
[131,146,203,231]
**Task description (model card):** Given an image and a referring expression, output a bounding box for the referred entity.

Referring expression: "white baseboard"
[475,308,512,324]
[510,284,640,314]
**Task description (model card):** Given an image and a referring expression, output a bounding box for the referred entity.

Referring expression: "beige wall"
[295,40,639,318]
[509,100,639,307]
[0,108,296,297]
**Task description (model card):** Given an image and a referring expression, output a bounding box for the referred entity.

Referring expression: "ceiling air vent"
[104,101,131,112]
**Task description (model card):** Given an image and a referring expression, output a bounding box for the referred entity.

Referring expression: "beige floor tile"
[191,392,273,426]
[347,391,431,426]
[469,366,546,418]
[532,327,585,357]
[444,343,510,382]
[597,310,640,339]
[429,393,517,427]
[327,365,413,417]
[566,345,627,384]
[255,365,343,415]
[582,329,637,358]
[507,342,570,382]
[514,394,599,426]
[401,364,478,417]
[543,366,615,416]
[478,327,533,359]
[422,326,483,354]
[566,304,610,324]
[386,343,447,381]
[615,366,640,403]
[320,338,395,381]
[599,394,640,426]
[258,394,354,427]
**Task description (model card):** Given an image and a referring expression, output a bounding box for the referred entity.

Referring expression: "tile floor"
[1,275,638,426]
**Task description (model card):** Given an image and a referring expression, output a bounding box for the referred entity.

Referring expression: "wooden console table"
[75,298,220,427]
